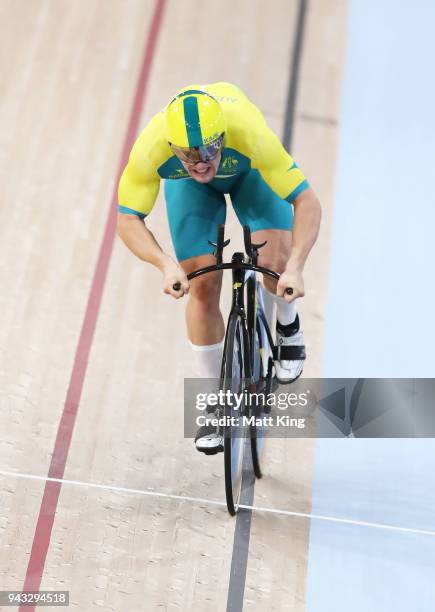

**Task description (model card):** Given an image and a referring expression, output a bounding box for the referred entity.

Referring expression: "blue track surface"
[306,1,435,610]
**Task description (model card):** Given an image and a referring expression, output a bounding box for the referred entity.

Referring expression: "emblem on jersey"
[222,156,239,171]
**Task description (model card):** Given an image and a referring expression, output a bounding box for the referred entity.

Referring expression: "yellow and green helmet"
[165,88,226,162]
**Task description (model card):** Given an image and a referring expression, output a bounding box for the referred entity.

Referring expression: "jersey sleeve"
[118,127,161,219]
[250,119,309,203]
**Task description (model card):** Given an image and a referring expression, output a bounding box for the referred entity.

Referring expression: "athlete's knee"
[188,272,222,306]
[258,251,288,275]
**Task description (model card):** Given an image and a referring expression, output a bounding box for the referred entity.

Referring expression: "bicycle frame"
[175,225,291,513]
[224,250,255,383]
[177,224,286,385]
[172,223,295,395]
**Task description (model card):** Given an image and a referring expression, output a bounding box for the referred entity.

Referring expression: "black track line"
[226,3,309,609]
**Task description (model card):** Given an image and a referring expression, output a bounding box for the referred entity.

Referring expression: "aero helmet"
[165,88,225,162]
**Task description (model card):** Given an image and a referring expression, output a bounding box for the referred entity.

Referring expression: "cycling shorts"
[164,169,295,261]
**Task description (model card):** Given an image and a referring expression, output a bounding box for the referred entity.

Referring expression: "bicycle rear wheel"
[222,311,248,516]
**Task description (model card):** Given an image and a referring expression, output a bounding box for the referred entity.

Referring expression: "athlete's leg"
[165,179,226,376]
[165,179,226,452]
[250,228,297,325]
[230,170,306,382]
[230,169,296,311]
[179,255,224,346]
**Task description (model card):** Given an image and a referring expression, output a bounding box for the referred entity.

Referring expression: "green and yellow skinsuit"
[118,82,309,261]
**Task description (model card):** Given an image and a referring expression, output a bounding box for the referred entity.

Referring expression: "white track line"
[1,469,434,538]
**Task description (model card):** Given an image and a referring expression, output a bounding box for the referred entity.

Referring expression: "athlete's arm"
[117,127,189,298]
[247,113,320,302]
[277,186,321,303]
[287,186,321,268]
[117,214,189,298]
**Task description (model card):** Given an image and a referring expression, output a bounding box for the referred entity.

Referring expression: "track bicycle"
[175,224,293,515]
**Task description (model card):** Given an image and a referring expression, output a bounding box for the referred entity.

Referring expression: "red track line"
[20,0,166,605]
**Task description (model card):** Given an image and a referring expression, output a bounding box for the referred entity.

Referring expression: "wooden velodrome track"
[0,1,346,610]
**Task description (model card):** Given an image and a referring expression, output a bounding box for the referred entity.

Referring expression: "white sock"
[260,283,276,334]
[264,286,297,326]
[188,340,224,378]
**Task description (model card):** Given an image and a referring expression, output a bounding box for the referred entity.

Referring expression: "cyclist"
[117,82,321,453]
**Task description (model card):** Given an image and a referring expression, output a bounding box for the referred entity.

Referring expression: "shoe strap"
[273,344,306,360]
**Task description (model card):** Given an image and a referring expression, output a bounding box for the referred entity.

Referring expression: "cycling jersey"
[118,82,309,219]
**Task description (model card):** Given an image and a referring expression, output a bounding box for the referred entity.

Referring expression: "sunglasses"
[170,134,225,164]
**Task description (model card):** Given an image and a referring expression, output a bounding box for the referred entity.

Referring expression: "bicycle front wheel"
[250,288,275,479]
[222,311,248,516]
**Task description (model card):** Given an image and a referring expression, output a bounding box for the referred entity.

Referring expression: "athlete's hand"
[162,258,189,299]
[277,265,305,303]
